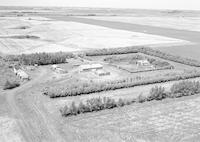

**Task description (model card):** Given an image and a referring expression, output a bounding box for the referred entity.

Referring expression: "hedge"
[44,70,200,98]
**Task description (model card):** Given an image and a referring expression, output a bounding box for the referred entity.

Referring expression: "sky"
[1,0,200,10]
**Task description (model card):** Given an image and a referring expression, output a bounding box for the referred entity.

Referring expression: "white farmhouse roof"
[17,69,29,79]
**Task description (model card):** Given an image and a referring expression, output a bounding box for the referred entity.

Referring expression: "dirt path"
[5,67,65,142]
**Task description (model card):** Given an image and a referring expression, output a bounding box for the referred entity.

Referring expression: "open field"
[0,16,189,54]
[60,95,200,142]
[50,16,200,61]
[81,16,200,32]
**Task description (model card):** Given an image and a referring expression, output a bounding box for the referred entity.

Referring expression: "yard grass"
[102,53,174,73]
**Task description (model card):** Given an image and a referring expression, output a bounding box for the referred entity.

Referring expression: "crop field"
[59,95,200,142]
[81,16,200,32]
[0,16,189,55]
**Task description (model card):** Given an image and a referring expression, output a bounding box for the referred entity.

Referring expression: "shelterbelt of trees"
[60,81,200,117]
[5,52,74,65]
[44,70,200,98]
[4,46,200,67]
[85,46,200,67]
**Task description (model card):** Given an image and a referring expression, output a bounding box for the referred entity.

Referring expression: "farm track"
[5,68,65,142]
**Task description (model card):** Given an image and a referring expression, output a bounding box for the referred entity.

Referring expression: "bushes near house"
[3,80,20,90]
[138,47,200,67]
[61,81,200,117]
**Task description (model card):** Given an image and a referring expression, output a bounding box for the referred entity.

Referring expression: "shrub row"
[61,81,200,117]
[138,47,200,67]
[60,97,121,116]
[5,52,74,65]
[44,70,200,98]
[170,81,200,97]
[85,47,140,56]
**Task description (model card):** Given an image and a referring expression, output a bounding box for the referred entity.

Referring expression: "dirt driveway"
[4,67,65,142]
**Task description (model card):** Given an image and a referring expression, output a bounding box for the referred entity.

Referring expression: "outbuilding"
[95,70,110,76]
[79,64,103,72]
[16,69,29,80]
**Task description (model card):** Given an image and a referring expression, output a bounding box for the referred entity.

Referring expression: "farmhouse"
[15,69,29,80]
[79,64,103,72]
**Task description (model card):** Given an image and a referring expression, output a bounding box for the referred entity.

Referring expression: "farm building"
[55,67,66,74]
[51,65,58,70]
[79,64,103,72]
[51,65,66,74]
[95,70,110,76]
[14,68,29,80]
[136,60,151,66]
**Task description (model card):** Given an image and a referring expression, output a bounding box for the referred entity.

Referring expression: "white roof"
[137,60,149,63]
[52,65,58,68]
[17,69,29,78]
[80,64,103,69]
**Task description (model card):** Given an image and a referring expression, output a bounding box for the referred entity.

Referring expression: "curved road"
[6,68,65,142]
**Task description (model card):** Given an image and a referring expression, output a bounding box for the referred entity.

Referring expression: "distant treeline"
[44,70,200,98]
[5,52,74,65]
[84,46,200,67]
[60,81,200,117]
